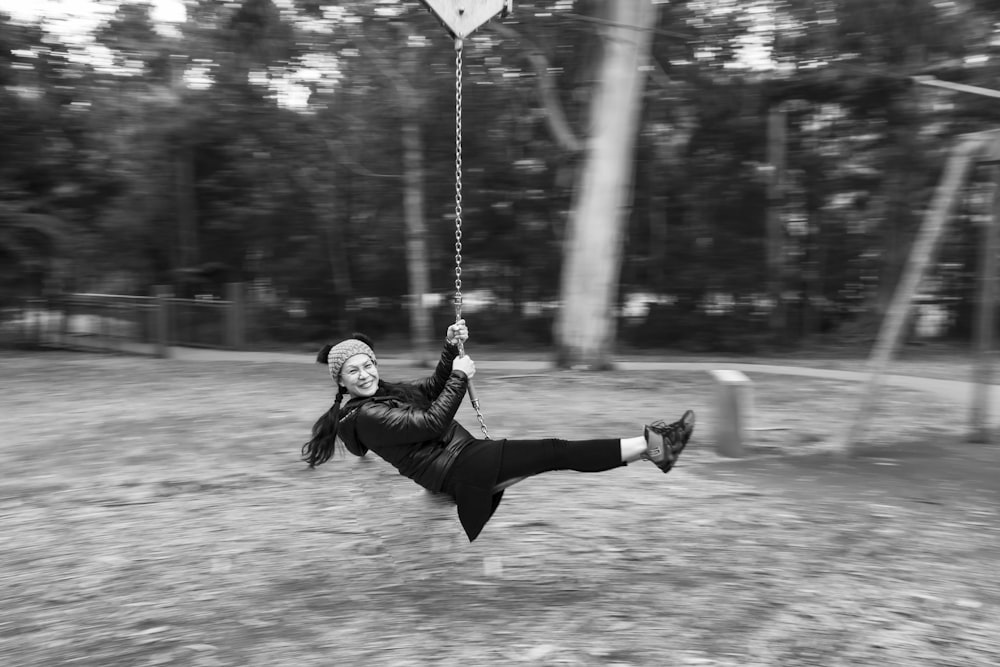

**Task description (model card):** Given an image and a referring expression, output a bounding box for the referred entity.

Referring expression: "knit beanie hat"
[317,334,377,383]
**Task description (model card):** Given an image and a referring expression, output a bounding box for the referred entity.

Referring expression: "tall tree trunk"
[366,35,435,362]
[766,104,787,338]
[169,56,197,295]
[402,118,433,361]
[321,193,354,335]
[802,209,824,338]
[554,0,655,368]
[649,167,667,292]
[876,76,922,324]
[175,142,197,293]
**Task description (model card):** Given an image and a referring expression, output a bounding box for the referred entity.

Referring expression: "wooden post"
[154,285,171,359]
[970,162,1000,442]
[843,133,987,452]
[100,297,110,351]
[59,293,70,348]
[710,369,753,458]
[225,282,245,350]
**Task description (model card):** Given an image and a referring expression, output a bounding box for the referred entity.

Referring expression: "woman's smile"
[339,353,380,397]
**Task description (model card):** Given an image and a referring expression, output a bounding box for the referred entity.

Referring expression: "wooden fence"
[0,283,246,357]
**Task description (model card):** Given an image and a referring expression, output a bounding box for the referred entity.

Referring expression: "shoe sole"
[678,410,696,445]
[661,410,695,473]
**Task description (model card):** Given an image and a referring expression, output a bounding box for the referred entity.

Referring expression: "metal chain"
[454,42,464,324]
[453,40,490,440]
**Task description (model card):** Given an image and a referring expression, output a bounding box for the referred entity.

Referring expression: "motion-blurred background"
[3,0,999,362]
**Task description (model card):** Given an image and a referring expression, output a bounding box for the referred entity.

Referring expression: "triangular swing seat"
[419,0,513,40]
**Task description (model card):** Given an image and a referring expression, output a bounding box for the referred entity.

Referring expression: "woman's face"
[340,353,379,398]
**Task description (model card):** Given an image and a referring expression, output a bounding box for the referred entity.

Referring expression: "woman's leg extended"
[496,438,629,485]
[494,411,696,485]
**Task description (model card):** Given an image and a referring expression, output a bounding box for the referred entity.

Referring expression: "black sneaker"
[643,410,695,473]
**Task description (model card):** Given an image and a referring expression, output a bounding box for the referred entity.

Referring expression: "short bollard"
[709,369,753,457]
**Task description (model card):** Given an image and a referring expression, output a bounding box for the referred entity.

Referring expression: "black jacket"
[337,342,477,492]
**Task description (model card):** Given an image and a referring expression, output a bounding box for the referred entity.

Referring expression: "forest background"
[4,0,1000,364]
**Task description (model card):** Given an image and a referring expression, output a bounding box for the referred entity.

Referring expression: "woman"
[303,320,695,542]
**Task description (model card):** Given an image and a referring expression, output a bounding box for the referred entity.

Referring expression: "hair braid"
[301,387,347,468]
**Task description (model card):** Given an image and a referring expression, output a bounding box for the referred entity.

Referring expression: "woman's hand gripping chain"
[446,319,469,347]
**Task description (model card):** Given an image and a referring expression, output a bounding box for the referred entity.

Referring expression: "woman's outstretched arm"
[414,320,469,400]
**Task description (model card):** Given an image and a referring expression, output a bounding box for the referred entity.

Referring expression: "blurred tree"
[7,0,1000,353]
[349,14,437,358]
[0,13,109,299]
[764,0,999,338]
[554,0,656,368]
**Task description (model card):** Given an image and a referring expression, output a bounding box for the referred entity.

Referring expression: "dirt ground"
[1,351,998,666]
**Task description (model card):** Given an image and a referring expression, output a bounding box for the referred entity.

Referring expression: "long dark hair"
[301,344,348,468]
[301,337,431,468]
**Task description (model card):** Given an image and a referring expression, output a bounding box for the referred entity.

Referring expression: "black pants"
[443,438,625,541]
[495,437,625,485]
